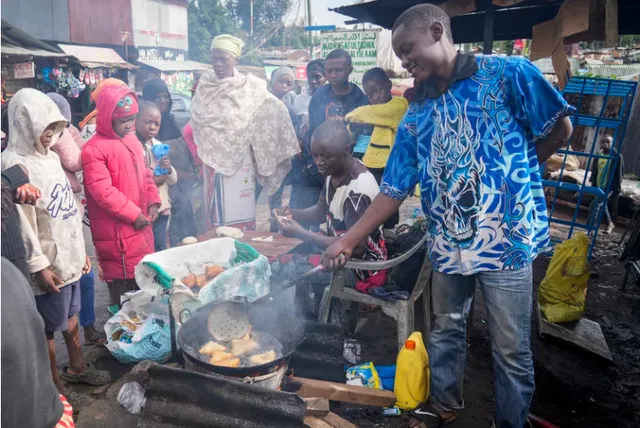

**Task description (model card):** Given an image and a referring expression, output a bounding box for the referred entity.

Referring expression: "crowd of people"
[4,2,619,427]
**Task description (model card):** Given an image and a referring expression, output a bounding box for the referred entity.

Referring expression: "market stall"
[57,44,136,124]
[136,59,210,96]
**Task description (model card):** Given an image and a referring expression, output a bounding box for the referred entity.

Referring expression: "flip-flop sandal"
[408,403,457,428]
[60,363,111,386]
[83,332,107,347]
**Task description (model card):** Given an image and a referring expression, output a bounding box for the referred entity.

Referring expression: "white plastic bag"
[134,237,271,307]
[105,291,172,364]
[117,382,146,414]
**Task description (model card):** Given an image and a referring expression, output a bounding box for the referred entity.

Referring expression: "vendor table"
[199,230,303,258]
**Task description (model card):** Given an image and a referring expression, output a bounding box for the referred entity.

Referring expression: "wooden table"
[199,230,303,258]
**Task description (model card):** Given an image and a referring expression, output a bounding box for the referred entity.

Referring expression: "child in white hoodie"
[1,89,110,393]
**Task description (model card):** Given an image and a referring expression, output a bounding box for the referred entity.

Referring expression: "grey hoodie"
[1,89,86,293]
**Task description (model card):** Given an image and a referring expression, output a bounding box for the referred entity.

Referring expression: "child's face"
[307,69,326,93]
[311,138,350,178]
[600,136,612,153]
[40,123,60,149]
[112,115,136,138]
[272,74,294,100]
[364,79,392,105]
[136,108,161,141]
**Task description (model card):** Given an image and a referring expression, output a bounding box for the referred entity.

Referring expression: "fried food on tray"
[231,338,258,356]
[199,341,227,356]
[205,264,226,279]
[216,357,241,368]
[181,273,197,288]
[195,274,208,287]
[209,351,234,364]
[250,350,277,365]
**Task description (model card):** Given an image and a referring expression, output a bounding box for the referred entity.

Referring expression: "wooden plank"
[304,416,332,428]
[291,377,396,407]
[322,412,357,428]
[604,0,618,47]
[537,304,613,362]
[304,398,330,416]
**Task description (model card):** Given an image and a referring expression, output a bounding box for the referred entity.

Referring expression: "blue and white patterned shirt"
[381,55,575,275]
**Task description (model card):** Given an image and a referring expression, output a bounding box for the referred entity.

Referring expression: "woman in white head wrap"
[191,35,300,231]
[270,66,297,106]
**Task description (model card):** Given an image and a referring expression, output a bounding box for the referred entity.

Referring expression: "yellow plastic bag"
[538,233,590,323]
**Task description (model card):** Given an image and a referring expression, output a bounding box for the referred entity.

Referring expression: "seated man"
[274,121,404,306]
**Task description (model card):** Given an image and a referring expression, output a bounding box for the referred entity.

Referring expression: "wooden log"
[304,397,330,416]
[304,416,333,428]
[322,412,357,428]
[304,413,357,428]
[290,376,396,407]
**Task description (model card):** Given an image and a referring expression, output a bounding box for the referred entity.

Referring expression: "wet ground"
[342,218,640,428]
[67,191,640,427]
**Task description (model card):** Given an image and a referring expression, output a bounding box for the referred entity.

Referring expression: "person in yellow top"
[346,67,408,228]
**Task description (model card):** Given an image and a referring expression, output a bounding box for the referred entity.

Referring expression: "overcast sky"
[285,0,358,28]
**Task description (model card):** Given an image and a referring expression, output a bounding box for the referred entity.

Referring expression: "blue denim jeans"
[79,269,95,327]
[429,266,534,428]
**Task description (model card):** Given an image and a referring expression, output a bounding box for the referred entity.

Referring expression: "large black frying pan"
[177,301,306,377]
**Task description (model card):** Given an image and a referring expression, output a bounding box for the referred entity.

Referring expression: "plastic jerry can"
[394,331,430,410]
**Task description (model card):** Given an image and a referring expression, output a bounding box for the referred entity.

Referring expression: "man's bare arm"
[536,116,573,164]
[321,194,404,269]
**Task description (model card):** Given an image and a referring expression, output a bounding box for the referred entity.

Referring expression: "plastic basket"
[232,240,261,266]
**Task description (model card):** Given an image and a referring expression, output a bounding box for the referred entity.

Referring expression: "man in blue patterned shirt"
[322,4,574,428]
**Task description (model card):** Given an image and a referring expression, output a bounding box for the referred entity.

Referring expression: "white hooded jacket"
[1,89,86,291]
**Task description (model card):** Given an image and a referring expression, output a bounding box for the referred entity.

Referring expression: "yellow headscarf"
[210,34,245,58]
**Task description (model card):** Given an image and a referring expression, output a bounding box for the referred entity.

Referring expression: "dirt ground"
[70,192,640,428]
[342,215,640,428]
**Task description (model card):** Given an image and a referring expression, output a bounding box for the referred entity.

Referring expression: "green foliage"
[227,0,291,38]
[187,0,237,63]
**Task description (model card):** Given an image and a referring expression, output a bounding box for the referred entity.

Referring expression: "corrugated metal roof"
[138,59,211,72]
[1,42,68,57]
[58,44,135,69]
[532,57,581,74]
[586,64,640,79]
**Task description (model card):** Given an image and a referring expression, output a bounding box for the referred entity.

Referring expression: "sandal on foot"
[60,363,111,386]
[83,332,107,346]
[408,403,457,428]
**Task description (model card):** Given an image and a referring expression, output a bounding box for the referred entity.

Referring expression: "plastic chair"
[318,253,432,351]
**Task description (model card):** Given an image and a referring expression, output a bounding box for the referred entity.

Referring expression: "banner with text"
[321,30,379,85]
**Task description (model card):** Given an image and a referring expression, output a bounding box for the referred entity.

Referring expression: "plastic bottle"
[394,331,430,410]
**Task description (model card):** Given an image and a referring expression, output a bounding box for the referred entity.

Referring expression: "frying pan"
[177,301,306,377]
[206,264,324,341]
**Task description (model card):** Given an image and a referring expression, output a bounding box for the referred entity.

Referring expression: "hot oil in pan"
[196,331,283,367]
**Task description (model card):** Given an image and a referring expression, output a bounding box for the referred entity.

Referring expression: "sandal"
[83,332,107,347]
[408,403,457,428]
[60,363,111,386]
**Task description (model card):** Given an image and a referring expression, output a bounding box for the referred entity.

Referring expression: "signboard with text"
[13,62,35,79]
[321,30,379,85]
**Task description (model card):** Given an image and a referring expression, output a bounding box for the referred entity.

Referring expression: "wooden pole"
[483,0,495,55]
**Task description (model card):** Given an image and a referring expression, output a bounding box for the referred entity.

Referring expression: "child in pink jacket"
[82,86,161,308]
